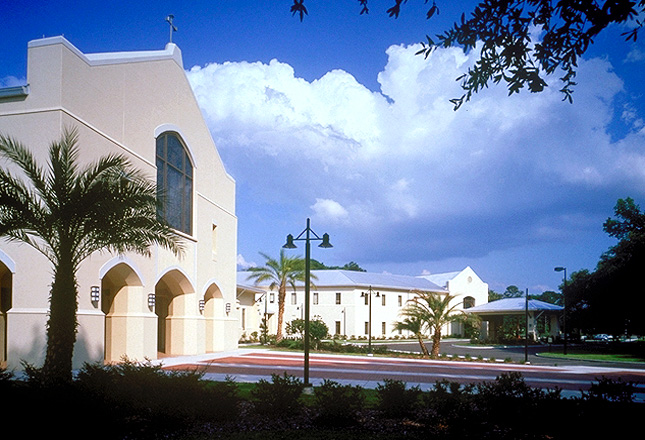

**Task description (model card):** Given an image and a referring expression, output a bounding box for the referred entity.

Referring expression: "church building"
[0,36,238,370]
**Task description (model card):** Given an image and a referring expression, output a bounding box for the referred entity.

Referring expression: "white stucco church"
[0,36,238,370]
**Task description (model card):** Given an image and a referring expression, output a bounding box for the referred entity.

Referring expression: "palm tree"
[392,315,430,357]
[397,291,464,357]
[245,250,309,342]
[0,128,184,381]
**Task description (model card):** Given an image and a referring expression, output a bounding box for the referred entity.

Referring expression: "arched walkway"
[155,268,203,356]
[101,262,154,362]
[203,282,225,352]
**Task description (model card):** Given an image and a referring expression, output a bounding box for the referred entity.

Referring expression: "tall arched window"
[156,132,193,235]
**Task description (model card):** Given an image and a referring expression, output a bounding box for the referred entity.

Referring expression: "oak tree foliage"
[291,0,645,109]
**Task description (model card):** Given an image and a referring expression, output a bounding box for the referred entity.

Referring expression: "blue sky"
[3,1,645,294]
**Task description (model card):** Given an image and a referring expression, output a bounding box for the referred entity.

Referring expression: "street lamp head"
[283,234,297,249]
[318,233,333,248]
[554,266,566,272]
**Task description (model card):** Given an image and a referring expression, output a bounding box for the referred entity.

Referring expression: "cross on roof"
[165,15,177,43]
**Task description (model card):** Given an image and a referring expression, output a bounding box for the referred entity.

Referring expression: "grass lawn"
[537,342,645,363]
[539,351,645,363]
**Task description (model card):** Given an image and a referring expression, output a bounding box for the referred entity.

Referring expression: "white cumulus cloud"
[187,42,645,266]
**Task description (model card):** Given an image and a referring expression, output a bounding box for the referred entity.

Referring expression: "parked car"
[592,334,613,341]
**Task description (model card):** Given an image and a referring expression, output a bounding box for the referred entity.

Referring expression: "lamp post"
[257,291,269,345]
[524,288,529,364]
[283,218,332,387]
[361,286,380,355]
[554,266,567,355]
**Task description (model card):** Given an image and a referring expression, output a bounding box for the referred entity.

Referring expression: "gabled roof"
[466,298,563,314]
[237,269,446,293]
[418,271,461,288]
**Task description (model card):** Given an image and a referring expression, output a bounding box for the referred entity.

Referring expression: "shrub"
[375,379,422,418]
[474,372,563,435]
[421,379,478,435]
[251,373,304,416]
[312,379,365,426]
[75,358,241,437]
[583,376,636,403]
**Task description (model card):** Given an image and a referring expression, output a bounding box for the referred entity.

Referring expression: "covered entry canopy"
[466,298,563,341]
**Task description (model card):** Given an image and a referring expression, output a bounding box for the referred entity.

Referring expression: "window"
[313,292,319,305]
[364,322,369,334]
[270,293,275,303]
[398,295,402,307]
[381,294,386,306]
[463,296,475,309]
[364,294,369,305]
[156,132,193,235]
[335,292,341,305]
[382,322,386,335]
[291,292,297,305]
[335,321,341,335]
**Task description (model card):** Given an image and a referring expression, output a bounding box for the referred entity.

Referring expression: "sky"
[2,1,645,294]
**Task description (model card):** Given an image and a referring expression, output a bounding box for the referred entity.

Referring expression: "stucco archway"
[155,268,203,356]
[203,282,226,352]
[101,262,154,362]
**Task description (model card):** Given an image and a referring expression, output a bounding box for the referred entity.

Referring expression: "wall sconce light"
[148,293,156,309]
[90,286,100,303]
[199,299,205,312]
[225,302,231,315]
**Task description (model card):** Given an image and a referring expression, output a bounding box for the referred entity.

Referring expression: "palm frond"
[0,129,185,266]
[0,132,51,205]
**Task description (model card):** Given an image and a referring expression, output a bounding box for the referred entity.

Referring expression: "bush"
[420,380,479,436]
[375,379,422,418]
[583,375,636,403]
[251,373,304,416]
[312,379,365,426]
[474,372,564,436]
[75,358,241,437]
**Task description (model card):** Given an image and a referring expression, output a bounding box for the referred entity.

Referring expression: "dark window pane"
[167,135,184,168]
[166,166,183,230]
[156,132,193,235]
[156,136,165,158]
[184,177,192,234]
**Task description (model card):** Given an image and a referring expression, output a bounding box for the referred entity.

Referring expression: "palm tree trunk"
[43,255,79,382]
[276,285,286,342]
[431,327,442,357]
[416,333,430,357]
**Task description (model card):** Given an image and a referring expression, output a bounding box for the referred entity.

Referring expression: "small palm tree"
[246,250,310,342]
[397,291,464,357]
[0,128,184,381]
[392,316,430,357]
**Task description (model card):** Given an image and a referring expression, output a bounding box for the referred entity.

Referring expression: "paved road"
[161,347,645,401]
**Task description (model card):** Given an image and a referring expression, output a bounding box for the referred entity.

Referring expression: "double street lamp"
[361,286,380,355]
[554,266,567,355]
[283,218,332,387]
